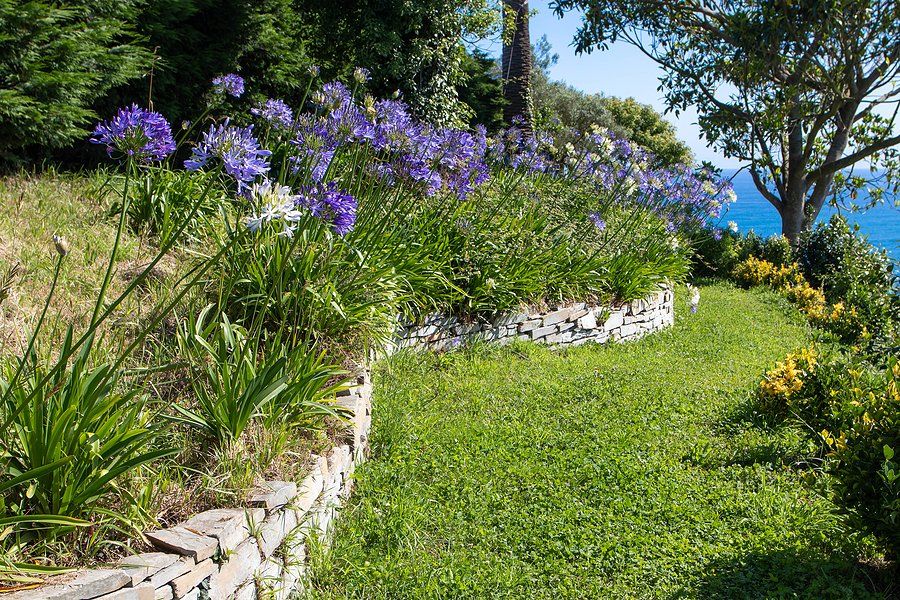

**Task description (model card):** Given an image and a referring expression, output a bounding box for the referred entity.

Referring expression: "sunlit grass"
[307,283,888,599]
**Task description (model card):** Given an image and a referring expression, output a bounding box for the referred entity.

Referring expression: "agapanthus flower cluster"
[212,73,245,98]
[588,212,606,232]
[251,99,294,130]
[291,84,489,199]
[487,126,550,174]
[90,104,175,163]
[245,180,303,238]
[296,182,357,236]
[488,123,736,230]
[185,120,271,190]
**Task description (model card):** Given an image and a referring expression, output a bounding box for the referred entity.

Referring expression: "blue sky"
[478,2,740,167]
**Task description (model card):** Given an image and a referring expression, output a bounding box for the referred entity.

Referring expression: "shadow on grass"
[686,548,894,600]
[684,394,816,470]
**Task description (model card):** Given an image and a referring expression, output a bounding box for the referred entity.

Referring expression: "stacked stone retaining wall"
[8,286,674,599]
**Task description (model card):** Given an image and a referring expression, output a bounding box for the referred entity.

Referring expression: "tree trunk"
[502,0,532,130]
[781,112,808,246]
[781,184,807,245]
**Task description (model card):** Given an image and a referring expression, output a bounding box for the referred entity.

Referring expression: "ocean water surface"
[717,169,900,258]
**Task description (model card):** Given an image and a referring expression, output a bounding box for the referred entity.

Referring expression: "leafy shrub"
[107,168,227,245]
[757,346,818,420]
[732,256,804,289]
[757,351,900,554]
[797,216,899,351]
[733,256,875,346]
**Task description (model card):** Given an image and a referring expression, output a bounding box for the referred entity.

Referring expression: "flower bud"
[52,234,69,257]
[308,65,320,77]
[353,67,370,84]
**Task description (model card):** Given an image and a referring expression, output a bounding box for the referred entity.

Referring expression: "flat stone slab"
[259,507,298,557]
[170,559,215,598]
[146,557,193,589]
[4,569,130,599]
[179,508,263,554]
[145,527,218,562]
[541,307,572,327]
[118,552,180,586]
[294,471,325,516]
[207,538,261,598]
[95,586,154,600]
[249,480,298,510]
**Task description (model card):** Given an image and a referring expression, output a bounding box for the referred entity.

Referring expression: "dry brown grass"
[0,172,187,363]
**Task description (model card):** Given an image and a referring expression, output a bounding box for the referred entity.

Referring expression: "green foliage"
[697,216,898,353]
[457,48,506,131]
[0,0,150,158]
[531,75,691,167]
[110,0,315,125]
[0,332,174,525]
[757,350,900,555]
[289,0,500,127]
[118,168,227,245]
[798,216,899,351]
[308,283,887,597]
[172,306,348,446]
[600,97,693,167]
[530,39,691,166]
[173,307,292,444]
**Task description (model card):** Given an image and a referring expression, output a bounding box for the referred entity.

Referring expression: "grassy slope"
[0,173,161,359]
[308,282,882,599]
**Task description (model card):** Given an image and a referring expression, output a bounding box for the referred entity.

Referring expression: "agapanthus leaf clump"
[185,120,271,190]
[90,104,175,163]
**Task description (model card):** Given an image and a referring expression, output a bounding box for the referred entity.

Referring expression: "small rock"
[179,508,263,554]
[146,557,193,589]
[118,553,180,587]
[541,307,572,327]
[4,569,131,600]
[169,559,215,598]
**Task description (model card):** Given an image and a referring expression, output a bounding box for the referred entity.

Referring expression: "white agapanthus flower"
[728,221,739,233]
[687,283,700,314]
[244,179,301,232]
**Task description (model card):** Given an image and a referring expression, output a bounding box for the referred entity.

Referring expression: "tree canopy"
[531,37,691,166]
[553,0,900,240]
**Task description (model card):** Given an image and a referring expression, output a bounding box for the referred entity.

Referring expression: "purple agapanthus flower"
[185,120,271,189]
[90,104,175,163]
[251,98,294,129]
[212,73,245,98]
[297,182,357,236]
[588,212,606,231]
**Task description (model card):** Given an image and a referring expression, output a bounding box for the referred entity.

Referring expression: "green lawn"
[307,282,883,599]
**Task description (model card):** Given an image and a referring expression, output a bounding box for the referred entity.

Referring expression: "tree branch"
[807,133,900,182]
[749,167,784,213]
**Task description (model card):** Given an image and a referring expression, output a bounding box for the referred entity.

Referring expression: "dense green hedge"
[0,0,149,158]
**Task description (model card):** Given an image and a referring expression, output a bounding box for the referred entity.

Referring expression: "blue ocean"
[717,169,900,258]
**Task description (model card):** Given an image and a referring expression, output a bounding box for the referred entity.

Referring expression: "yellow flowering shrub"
[757,346,817,418]
[732,256,804,289]
[758,350,900,549]
[733,257,868,344]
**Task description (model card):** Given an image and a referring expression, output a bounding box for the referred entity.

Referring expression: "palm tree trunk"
[502,0,532,131]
